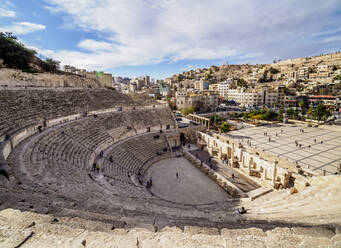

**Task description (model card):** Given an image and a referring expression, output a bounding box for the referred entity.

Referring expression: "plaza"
[225,123,341,175]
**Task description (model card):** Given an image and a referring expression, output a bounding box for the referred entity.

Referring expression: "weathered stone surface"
[0,208,53,228]
[332,234,341,242]
[224,239,266,248]
[290,187,298,194]
[184,226,219,235]
[57,217,113,232]
[221,227,266,238]
[266,227,293,235]
[265,234,301,248]
[291,226,335,238]
[1,208,341,248]
[159,226,183,234]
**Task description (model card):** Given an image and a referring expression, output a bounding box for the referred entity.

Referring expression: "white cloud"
[322,36,341,43]
[42,0,341,70]
[78,39,116,52]
[0,22,45,35]
[0,8,15,17]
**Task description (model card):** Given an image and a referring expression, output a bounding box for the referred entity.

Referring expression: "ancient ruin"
[0,80,340,247]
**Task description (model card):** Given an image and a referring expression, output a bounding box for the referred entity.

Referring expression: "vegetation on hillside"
[0,32,60,73]
[0,32,36,70]
[333,74,341,82]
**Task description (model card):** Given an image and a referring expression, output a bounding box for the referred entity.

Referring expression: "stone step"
[0,208,340,248]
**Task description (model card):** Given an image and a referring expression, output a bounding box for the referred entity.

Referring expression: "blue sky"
[1,0,341,79]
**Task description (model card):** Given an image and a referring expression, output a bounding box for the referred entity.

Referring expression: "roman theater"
[0,80,341,247]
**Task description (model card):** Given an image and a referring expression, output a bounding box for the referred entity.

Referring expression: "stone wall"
[0,68,100,88]
[197,131,295,190]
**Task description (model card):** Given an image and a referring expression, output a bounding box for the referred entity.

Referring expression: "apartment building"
[176,91,218,112]
[218,80,232,97]
[298,67,309,80]
[308,95,341,109]
[226,87,282,108]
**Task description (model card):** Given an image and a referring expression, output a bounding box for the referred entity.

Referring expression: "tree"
[258,69,269,83]
[237,78,248,88]
[269,67,279,74]
[313,103,329,121]
[243,112,249,120]
[307,107,313,117]
[298,100,306,115]
[220,122,231,133]
[294,108,299,119]
[279,106,284,115]
[264,110,278,120]
[287,107,294,118]
[176,74,184,82]
[181,106,195,115]
[44,58,60,72]
[333,74,341,82]
[0,32,36,70]
[209,114,224,124]
[278,106,284,121]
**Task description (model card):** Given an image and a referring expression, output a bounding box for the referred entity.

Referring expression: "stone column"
[263,168,267,180]
[272,161,278,184]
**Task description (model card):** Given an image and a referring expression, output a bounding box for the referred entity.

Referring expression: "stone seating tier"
[1,208,340,248]
[0,89,140,139]
[5,107,176,210]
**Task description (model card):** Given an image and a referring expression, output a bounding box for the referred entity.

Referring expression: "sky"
[0,0,341,79]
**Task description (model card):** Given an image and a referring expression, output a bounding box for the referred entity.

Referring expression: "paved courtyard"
[143,157,230,205]
[225,123,341,175]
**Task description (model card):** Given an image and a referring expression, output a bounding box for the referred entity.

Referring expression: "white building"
[218,80,232,98]
[226,87,282,108]
[317,64,329,72]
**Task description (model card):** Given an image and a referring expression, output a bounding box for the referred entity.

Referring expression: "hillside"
[170,52,341,90]
[0,32,60,73]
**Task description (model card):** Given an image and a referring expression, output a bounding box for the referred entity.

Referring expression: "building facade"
[176,91,218,112]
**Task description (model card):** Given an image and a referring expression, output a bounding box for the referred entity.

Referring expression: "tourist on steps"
[237,207,247,214]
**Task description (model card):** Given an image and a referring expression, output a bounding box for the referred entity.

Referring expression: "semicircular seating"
[2,87,339,233]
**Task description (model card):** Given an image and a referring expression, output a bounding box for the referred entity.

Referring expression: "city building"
[308,95,341,109]
[226,87,282,108]
[176,91,218,112]
[159,83,171,97]
[297,67,309,80]
[209,83,219,92]
[194,80,209,91]
[218,80,232,98]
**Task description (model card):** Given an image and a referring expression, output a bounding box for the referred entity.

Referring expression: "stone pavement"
[225,123,341,175]
[142,157,230,205]
[189,149,260,193]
